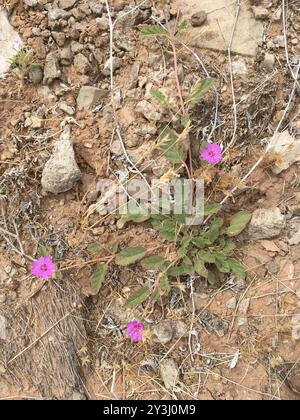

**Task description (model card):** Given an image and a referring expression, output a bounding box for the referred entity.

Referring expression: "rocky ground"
[0,0,300,400]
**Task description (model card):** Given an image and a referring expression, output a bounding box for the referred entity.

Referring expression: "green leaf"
[125,287,150,308]
[91,263,108,294]
[205,218,223,243]
[54,270,62,280]
[160,274,171,295]
[142,256,166,269]
[87,243,105,252]
[200,251,216,264]
[222,242,236,254]
[141,25,167,37]
[227,258,246,279]
[150,89,166,105]
[152,218,178,242]
[123,212,150,223]
[192,237,212,248]
[159,126,185,164]
[214,254,231,273]
[38,246,48,257]
[110,243,119,254]
[225,211,252,237]
[207,270,216,285]
[194,255,208,278]
[189,79,214,108]
[168,266,185,277]
[116,247,146,266]
[204,203,222,216]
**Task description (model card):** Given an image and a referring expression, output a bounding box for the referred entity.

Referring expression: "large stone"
[175,0,264,56]
[41,127,81,194]
[0,10,23,76]
[59,0,77,9]
[77,86,107,111]
[43,52,61,84]
[248,208,286,240]
[159,359,179,390]
[267,131,300,174]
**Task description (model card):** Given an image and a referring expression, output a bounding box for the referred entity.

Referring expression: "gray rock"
[59,0,77,10]
[77,86,107,111]
[52,31,66,47]
[103,57,122,76]
[24,0,39,6]
[268,131,300,174]
[0,10,23,76]
[90,3,103,16]
[71,391,86,400]
[48,8,71,20]
[96,16,109,31]
[176,0,264,56]
[226,297,237,310]
[154,320,188,345]
[248,208,286,240]
[0,294,6,304]
[41,127,81,194]
[262,53,275,72]
[43,52,61,84]
[74,53,90,74]
[0,315,6,340]
[159,359,179,390]
[136,100,163,122]
[288,224,300,245]
[231,60,248,75]
[29,66,43,84]
[191,11,207,27]
[201,311,229,337]
[60,45,73,64]
[58,101,75,115]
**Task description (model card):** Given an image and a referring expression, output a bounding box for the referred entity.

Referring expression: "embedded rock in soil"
[41,126,81,194]
[154,320,187,345]
[136,100,163,122]
[175,0,264,56]
[159,358,179,390]
[59,0,77,9]
[267,131,300,174]
[43,52,61,84]
[0,315,6,340]
[288,224,300,246]
[77,86,107,111]
[191,10,207,27]
[248,208,286,240]
[0,10,23,76]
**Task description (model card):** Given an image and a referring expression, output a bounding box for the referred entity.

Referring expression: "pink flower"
[31,256,55,279]
[200,143,222,164]
[127,321,144,342]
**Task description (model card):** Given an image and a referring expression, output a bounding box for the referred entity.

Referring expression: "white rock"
[288,224,300,245]
[248,208,286,240]
[136,100,163,122]
[176,0,264,56]
[159,359,179,390]
[0,315,6,340]
[77,86,106,111]
[0,10,23,76]
[41,127,81,194]
[268,131,300,174]
[231,60,247,75]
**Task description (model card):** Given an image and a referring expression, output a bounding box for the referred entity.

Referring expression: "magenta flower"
[200,143,222,164]
[31,256,55,279]
[127,321,144,342]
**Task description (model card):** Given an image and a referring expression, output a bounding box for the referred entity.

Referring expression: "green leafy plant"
[87,207,251,307]
[9,48,40,78]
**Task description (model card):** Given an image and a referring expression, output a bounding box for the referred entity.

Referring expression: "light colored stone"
[74,53,90,74]
[252,6,269,20]
[0,315,6,340]
[288,224,300,246]
[175,0,264,56]
[262,53,275,72]
[59,0,77,9]
[268,131,300,174]
[43,52,61,84]
[159,359,179,390]
[231,60,248,75]
[41,127,81,194]
[0,10,23,76]
[248,208,286,240]
[77,86,107,111]
[154,320,188,345]
[136,100,163,121]
[226,297,237,310]
[292,315,300,340]
[48,8,71,20]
